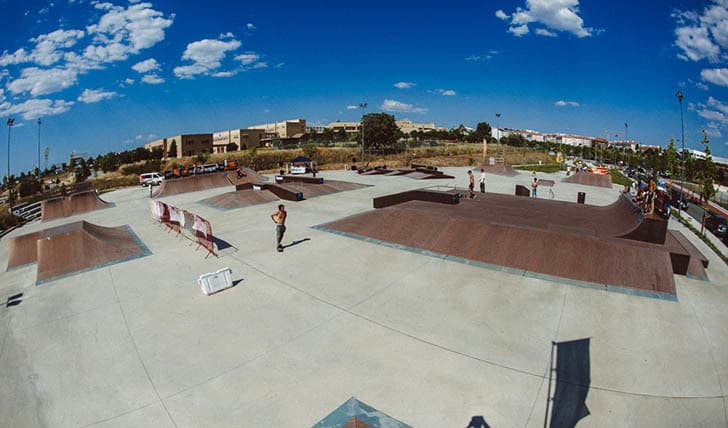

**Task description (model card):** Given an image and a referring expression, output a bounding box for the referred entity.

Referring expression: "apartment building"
[144,134,213,159]
[249,119,307,139]
[395,119,436,134]
[212,129,266,153]
[328,121,361,134]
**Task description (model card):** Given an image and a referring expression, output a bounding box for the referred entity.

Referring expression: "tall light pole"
[624,122,628,143]
[6,118,14,183]
[37,118,42,176]
[359,103,367,163]
[677,91,685,218]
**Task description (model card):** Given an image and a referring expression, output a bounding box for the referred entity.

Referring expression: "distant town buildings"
[145,119,665,160]
[494,128,658,153]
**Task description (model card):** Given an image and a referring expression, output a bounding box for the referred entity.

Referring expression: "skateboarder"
[479,168,486,193]
[271,204,287,252]
[467,170,475,199]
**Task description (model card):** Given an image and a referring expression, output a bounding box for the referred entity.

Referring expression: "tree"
[699,130,716,201]
[362,113,400,151]
[470,122,492,143]
[168,141,177,158]
[303,143,318,160]
[664,138,679,177]
[43,146,49,171]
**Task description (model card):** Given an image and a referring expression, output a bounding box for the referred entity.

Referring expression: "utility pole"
[677,91,686,219]
[359,103,367,163]
[6,118,14,181]
[37,118,42,176]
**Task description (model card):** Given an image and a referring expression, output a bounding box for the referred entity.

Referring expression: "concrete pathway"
[0,168,726,427]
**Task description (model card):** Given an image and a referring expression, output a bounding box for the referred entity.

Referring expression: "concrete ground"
[0,167,726,427]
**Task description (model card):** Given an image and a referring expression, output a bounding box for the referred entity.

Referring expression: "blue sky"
[2,0,728,174]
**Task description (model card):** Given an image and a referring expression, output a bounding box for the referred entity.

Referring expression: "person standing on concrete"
[479,168,486,193]
[467,170,475,199]
[531,177,538,198]
[271,204,287,252]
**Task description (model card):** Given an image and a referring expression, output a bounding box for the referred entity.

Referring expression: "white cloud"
[141,73,164,84]
[698,108,726,121]
[673,1,728,63]
[246,23,256,30]
[252,61,267,69]
[84,2,174,64]
[381,99,428,114]
[212,71,235,78]
[701,68,728,86]
[219,32,235,39]
[6,67,79,96]
[78,88,117,103]
[0,98,74,120]
[174,37,241,79]
[394,81,415,89]
[235,52,260,65]
[123,78,135,85]
[499,0,595,38]
[436,89,456,96]
[0,29,85,67]
[535,28,557,37]
[509,24,530,37]
[708,96,728,115]
[555,100,580,107]
[346,105,358,110]
[132,58,161,73]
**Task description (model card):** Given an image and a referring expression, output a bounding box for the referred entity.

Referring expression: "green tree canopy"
[362,112,401,150]
[468,122,492,143]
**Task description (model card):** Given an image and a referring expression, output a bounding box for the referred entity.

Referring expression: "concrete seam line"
[237,252,728,401]
[107,270,179,428]
[683,284,728,424]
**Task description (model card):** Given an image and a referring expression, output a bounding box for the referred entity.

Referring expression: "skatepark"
[0,167,727,427]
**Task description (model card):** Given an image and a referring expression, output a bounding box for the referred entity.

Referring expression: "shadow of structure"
[212,236,236,251]
[466,415,491,427]
[547,338,591,428]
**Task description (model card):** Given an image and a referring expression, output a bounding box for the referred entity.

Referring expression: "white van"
[139,173,164,187]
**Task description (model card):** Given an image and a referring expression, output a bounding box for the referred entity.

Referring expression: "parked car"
[705,213,728,238]
[670,189,689,210]
[203,163,218,173]
[139,172,164,187]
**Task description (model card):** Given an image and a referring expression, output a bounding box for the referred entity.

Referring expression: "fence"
[150,200,215,257]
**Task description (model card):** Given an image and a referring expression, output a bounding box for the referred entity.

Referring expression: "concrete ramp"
[41,191,112,221]
[7,221,149,284]
[202,179,368,209]
[317,192,698,298]
[563,171,613,188]
[153,169,262,198]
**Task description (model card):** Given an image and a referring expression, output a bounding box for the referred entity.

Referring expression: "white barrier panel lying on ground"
[199,267,233,295]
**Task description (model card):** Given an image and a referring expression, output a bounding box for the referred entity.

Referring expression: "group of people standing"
[467,169,488,199]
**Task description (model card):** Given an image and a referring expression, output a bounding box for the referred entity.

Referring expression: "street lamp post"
[359,103,367,164]
[6,118,14,183]
[677,91,685,219]
[37,118,42,177]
